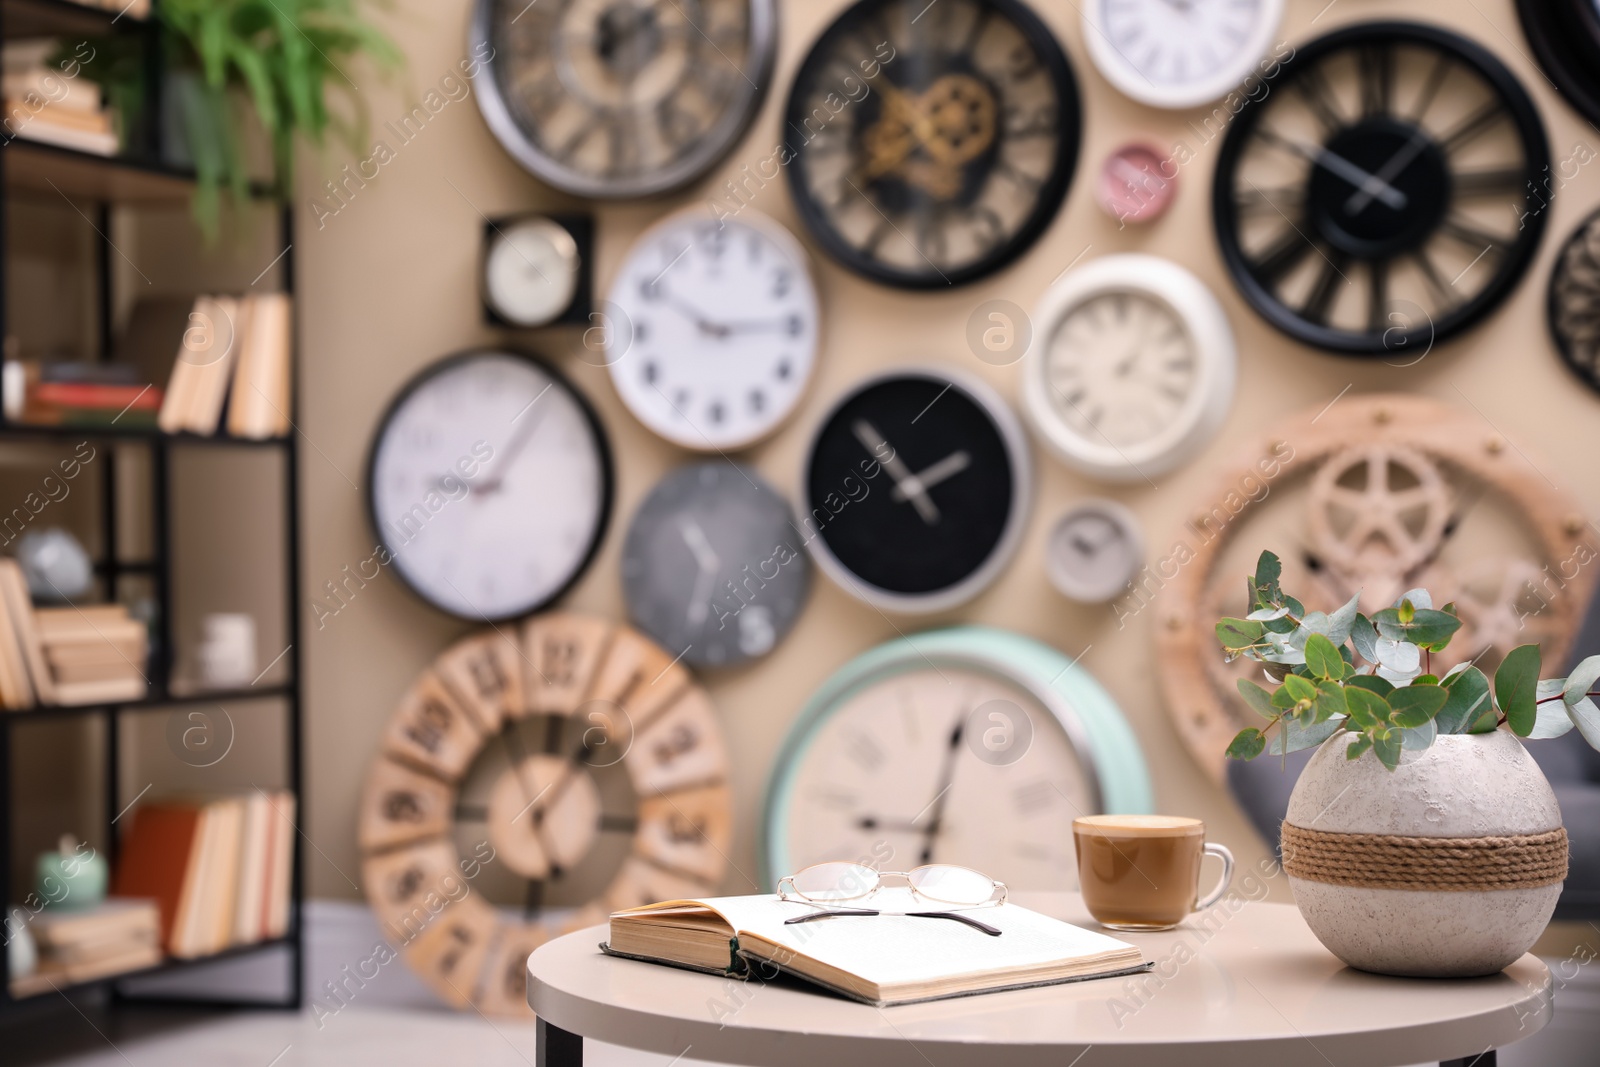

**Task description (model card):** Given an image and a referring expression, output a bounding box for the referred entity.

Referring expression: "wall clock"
[1046,499,1144,604]
[800,367,1031,613]
[761,626,1152,891]
[1081,0,1285,110]
[481,214,589,329]
[622,461,811,669]
[1547,206,1600,395]
[1022,254,1236,482]
[367,349,612,621]
[605,207,820,451]
[1516,0,1600,130]
[470,0,776,198]
[1211,21,1550,355]
[1153,394,1599,783]
[359,614,731,1015]
[783,0,1081,289]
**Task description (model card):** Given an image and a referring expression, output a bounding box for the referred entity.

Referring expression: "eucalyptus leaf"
[1326,593,1362,646]
[1400,718,1438,751]
[1345,734,1374,761]
[1236,679,1278,721]
[1217,618,1264,652]
[1436,665,1491,735]
[1350,613,1380,664]
[1388,684,1448,728]
[1268,714,1346,756]
[1304,633,1343,680]
[1396,588,1433,610]
[1568,697,1600,750]
[1373,731,1403,769]
[1495,644,1542,737]
[1254,552,1282,598]
[1347,674,1397,697]
[1226,727,1267,761]
[1530,680,1577,739]
[1314,679,1348,722]
[1345,687,1391,730]
[1564,655,1600,705]
[1247,606,1291,622]
[1282,674,1317,703]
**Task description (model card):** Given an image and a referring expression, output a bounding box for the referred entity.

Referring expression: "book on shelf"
[2,360,163,429]
[9,898,163,998]
[227,292,292,439]
[2,38,119,157]
[604,895,1151,1007]
[0,601,150,709]
[112,791,295,959]
[158,292,292,438]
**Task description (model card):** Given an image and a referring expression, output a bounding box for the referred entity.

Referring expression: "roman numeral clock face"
[606,210,820,452]
[472,0,776,198]
[784,0,1082,288]
[1212,21,1550,355]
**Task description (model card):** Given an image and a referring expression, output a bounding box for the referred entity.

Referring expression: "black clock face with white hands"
[784,0,1081,289]
[801,369,1031,613]
[622,462,811,669]
[1212,21,1549,355]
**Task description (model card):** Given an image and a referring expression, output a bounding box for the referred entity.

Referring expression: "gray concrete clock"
[622,462,811,669]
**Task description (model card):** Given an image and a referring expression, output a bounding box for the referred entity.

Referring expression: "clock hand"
[1344,127,1432,215]
[852,419,940,524]
[1257,130,1408,211]
[662,293,730,339]
[889,450,971,502]
[718,317,793,334]
[474,389,554,495]
[855,816,934,833]
[680,519,720,628]
[914,714,967,865]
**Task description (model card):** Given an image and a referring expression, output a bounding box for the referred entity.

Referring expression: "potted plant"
[1218,551,1595,977]
[74,0,399,235]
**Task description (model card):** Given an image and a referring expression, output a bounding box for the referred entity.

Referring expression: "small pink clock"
[1097,143,1177,225]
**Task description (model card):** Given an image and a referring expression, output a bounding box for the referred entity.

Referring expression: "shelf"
[1,139,199,204]
[1,0,144,39]
[3,683,294,721]
[0,422,291,447]
[7,935,293,1002]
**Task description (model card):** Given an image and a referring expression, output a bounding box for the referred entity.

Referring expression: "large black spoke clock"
[1212,21,1549,355]
[800,368,1031,613]
[1516,0,1600,130]
[784,0,1081,289]
[471,0,777,198]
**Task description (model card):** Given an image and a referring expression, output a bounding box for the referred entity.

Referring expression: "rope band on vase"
[1280,822,1569,892]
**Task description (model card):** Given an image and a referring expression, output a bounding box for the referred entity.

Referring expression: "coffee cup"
[1073,814,1234,931]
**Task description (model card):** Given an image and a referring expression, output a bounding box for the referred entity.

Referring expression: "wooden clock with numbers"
[358,614,731,1015]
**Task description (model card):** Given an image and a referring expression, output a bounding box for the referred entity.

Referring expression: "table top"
[526,893,1552,1067]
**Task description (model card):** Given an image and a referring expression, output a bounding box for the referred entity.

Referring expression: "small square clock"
[481,212,593,329]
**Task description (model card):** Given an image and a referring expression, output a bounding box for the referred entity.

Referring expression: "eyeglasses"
[776,862,1008,936]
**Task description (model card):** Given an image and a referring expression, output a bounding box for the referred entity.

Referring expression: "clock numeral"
[748,388,766,414]
[1294,66,1347,135]
[771,268,792,298]
[1356,43,1393,118]
[1251,228,1317,284]
[1409,52,1453,124]
[844,729,885,771]
[653,723,701,767]
[1440,101,1504,155]
[707,400,726,425]
[1004,104,1057,139]
[776,358,792,381]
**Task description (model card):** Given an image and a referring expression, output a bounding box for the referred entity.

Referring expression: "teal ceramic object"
[761,625,1154,888]
[36,837,108,911]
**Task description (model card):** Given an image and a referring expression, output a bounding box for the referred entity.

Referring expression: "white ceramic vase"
[1283,728,1565,977]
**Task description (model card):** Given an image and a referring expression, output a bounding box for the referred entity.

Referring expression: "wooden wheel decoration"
[358,614,731,1015]
[1155,394,1598,783]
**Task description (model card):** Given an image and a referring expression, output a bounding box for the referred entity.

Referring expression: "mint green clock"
[762,626,1152,891]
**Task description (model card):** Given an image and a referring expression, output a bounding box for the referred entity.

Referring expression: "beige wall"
[293,0,1600,901]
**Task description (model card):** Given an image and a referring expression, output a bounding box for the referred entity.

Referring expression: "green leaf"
[1397,598,1416,624]
[1254,552,1282,600]
[1388,684,1449,728]
[1436,666,1491,735]
[1370,606,1461,648]
[1345,734,1374,761]
[1314,680,1348,722]
[1217,618,1265,652]
[1226,727,1267,761]
[1564,655,1600,705]
[1347,674,1396,697]
[1350,614,1379,664]
[1568,696,1600,749]
[1467,702,1501,734]
[1495,644,1542,737]
[1304,633,1343,680]
[1282,674,1317,703]
[1531,680,1577,739]
[1270,682,1297,710]
[1400,718,1438,751]
[1267,715,1346,756]
[1345,687,1391,729]
[1326,593,1362,646]
[1397,588,1433,611]
[1373,730,1403,770]
[1236,679,1278,721]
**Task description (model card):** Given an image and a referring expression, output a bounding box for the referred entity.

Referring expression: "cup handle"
[1194,842,1234,912]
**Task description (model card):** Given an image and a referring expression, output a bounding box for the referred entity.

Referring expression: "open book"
[605,894,1149,1007]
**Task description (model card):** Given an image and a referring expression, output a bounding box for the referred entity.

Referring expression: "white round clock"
[367,350,612,621]
[1046,499,1144,603]
[605,207,819,451]
[482,216,581,328]
[1082,0,1285,110]
[1022,253,1236,483]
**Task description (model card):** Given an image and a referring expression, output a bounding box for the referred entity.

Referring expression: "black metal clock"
[1548,207,1600,396]
[783,0,1080,289]
[800,368,1031,613]
[1516,0,1600,130]
[1211,21,1549,356]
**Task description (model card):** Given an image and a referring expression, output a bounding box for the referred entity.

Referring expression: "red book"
[30,382,163,411]
[111,802,202,950]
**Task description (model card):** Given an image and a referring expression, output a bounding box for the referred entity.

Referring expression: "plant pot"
[1282,729,1567,977]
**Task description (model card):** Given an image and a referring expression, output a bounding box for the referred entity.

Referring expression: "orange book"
[111,803,203,951]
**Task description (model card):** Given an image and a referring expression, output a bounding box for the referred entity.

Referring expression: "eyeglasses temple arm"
[781,909,1002,935]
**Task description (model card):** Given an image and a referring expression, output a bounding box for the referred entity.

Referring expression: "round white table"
[525,893,1551,1067]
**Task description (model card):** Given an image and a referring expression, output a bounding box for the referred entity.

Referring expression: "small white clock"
[605,207,819,451]
[1022,254,1236,483]
[1046,499,1144,604]
[367,350,612,621]
[482,216,582,328]
[1082,0,1285,110]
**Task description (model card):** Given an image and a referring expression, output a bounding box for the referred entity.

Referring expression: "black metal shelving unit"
[0,0,303,1011]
